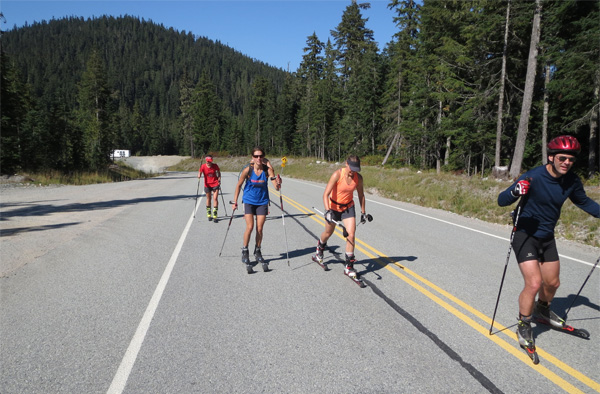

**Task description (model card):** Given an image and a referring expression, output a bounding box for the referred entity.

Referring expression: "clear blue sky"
[1,0,399,71]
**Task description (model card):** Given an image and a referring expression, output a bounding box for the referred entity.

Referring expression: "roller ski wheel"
[533,302,590,339]
[254,248,268,272]
[519,344,539,365]
[344,269,366,288]
[311,255,329,271]
[534,317,591,339]
[242,248,253,274]
[207,216,213,221]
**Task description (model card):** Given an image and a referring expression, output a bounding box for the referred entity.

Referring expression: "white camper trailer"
[111,150,130,159]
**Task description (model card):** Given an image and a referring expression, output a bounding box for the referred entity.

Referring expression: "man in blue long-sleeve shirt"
[498,135,599,351]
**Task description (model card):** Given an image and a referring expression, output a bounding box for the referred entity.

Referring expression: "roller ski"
[206,207,213,222]
[242,247,253,274]
[311,241,329,271]
[254,246,269,272]
[533,301,590,339]
[516,318,539,364]
[212,208,218,223]
[344,255,366,288]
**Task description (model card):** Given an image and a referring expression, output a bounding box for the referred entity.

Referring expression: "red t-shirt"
[199,163,220,188]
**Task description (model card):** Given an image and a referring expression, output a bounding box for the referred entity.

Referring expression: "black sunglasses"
[253,154,264,158]
[556,155,576,163]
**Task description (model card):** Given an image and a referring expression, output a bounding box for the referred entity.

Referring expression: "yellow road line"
[274,190,599,393]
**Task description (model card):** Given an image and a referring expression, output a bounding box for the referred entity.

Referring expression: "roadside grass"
[11,162,152,186]
[173,155,599,247]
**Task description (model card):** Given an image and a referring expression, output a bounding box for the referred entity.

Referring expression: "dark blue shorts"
[244,203,268,216]
[512,231,559,263]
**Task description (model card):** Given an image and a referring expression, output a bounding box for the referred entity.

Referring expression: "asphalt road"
[1,171,599,393]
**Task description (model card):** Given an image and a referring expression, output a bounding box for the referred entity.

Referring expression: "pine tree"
[75,50,112,169]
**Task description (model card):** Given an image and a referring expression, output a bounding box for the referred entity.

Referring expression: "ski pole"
[562,255,599,321]
[276,174,290,266]
[489,193,528,335]
[218,201,238,257]
[193,177,201,218]
[312,207,349,238]
[218,185,228,216]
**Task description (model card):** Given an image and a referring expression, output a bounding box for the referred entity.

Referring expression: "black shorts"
[512,231,559,263]
[331,205,356,221]
[244,203,268,216]
[204,186,219,193]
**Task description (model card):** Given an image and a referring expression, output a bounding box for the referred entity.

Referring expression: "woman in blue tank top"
[232,146,282,273]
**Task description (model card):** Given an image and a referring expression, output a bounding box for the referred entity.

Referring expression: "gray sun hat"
[347,157,361,172]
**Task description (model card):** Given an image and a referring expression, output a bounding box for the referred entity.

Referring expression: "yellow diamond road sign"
[281,156,287,167]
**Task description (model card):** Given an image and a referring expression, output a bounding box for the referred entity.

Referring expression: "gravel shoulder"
[119,155,190,173]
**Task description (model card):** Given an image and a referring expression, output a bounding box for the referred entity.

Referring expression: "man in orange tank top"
[312,155,368,278]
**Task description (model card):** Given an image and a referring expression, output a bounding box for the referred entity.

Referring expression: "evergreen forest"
[1,0,598,179]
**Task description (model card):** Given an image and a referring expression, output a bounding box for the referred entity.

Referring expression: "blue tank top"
[242,165,270,205]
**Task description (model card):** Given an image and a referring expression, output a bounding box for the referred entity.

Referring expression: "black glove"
[360,213,373,224]
[324,210,333,223]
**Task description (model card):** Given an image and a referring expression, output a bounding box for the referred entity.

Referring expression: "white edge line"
[107,197,202,394]
[286,177,596,267]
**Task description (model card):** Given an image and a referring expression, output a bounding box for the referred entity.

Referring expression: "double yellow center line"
[273,189,599,394]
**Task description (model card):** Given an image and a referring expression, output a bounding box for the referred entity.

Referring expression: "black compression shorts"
[512,231,559,263]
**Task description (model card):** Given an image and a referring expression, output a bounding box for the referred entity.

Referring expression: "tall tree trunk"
[437,100,442,174]
[509,0,542,179]
[256,108,261,145]
[494,0,511,170]
[382,68,402,165]
[382,133,399,165]
[444,136,451,166]
[541,62,550,161]
[590,78,599,176]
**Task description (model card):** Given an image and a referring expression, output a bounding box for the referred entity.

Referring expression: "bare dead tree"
[509,0,542,179]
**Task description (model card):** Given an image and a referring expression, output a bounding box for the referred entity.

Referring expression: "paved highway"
[1,171,598,393]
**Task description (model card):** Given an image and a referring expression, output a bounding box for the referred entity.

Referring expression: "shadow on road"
[1,194,196,221]
[1,222,82,237]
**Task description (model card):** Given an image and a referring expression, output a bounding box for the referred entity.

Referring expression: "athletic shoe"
[254,247,265,264]
[533,301,565,328]
[241,247,250,264]
[516,319,535,348]
[315,241,326,262]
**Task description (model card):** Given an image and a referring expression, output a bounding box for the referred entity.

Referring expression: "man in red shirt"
[198,155,221,221]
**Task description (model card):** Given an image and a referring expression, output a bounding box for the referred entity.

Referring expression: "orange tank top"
[330,168,358,212]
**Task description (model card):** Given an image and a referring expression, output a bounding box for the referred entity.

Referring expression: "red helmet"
[547,135,581,155]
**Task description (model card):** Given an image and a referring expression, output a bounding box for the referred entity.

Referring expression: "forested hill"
[1,15,288,172]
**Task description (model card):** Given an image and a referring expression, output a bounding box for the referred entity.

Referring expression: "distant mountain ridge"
[2,15,286,117]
